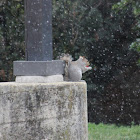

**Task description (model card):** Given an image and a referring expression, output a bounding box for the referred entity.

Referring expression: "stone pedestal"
[0,82,88,140]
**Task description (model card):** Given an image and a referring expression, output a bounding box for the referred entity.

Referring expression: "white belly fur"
[68,66,82,81]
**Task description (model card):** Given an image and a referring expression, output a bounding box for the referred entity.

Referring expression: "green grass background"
[88,123,140,140]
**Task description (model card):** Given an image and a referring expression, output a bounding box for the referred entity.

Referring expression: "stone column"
[0,82,88,140]
[13,0,64,83]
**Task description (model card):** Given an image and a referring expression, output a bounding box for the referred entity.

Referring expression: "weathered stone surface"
[0,82,88,140]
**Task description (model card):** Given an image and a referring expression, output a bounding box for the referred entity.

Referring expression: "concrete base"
[15,75,64,83]
[0,82,88,140]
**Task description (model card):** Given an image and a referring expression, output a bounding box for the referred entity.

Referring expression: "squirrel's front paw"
[88,66,92,70]
[86,66,92,70]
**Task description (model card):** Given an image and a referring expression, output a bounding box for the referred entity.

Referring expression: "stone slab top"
[0,81,87,94]
[0,81,86,86]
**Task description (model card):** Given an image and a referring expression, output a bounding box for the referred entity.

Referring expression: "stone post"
[13,0,64,83]
[0,82,88,140]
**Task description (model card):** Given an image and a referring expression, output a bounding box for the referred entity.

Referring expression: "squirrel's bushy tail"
[59,53,72,81]
[59,53,73,64]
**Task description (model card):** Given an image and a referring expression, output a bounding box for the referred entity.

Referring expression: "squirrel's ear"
[79,56,83,59]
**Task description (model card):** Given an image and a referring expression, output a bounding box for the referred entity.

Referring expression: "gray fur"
[61,55,92,81]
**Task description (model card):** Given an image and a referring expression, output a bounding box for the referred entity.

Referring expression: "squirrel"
[60,54,92,81]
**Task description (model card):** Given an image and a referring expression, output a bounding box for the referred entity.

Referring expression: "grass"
[88,123,140,140]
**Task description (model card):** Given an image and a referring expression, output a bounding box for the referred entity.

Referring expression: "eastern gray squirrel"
[60,54,92,81]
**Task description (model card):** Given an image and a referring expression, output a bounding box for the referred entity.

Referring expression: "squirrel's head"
[79,56,90,66]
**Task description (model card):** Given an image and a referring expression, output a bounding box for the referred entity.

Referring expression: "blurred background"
[0,0,140,125]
